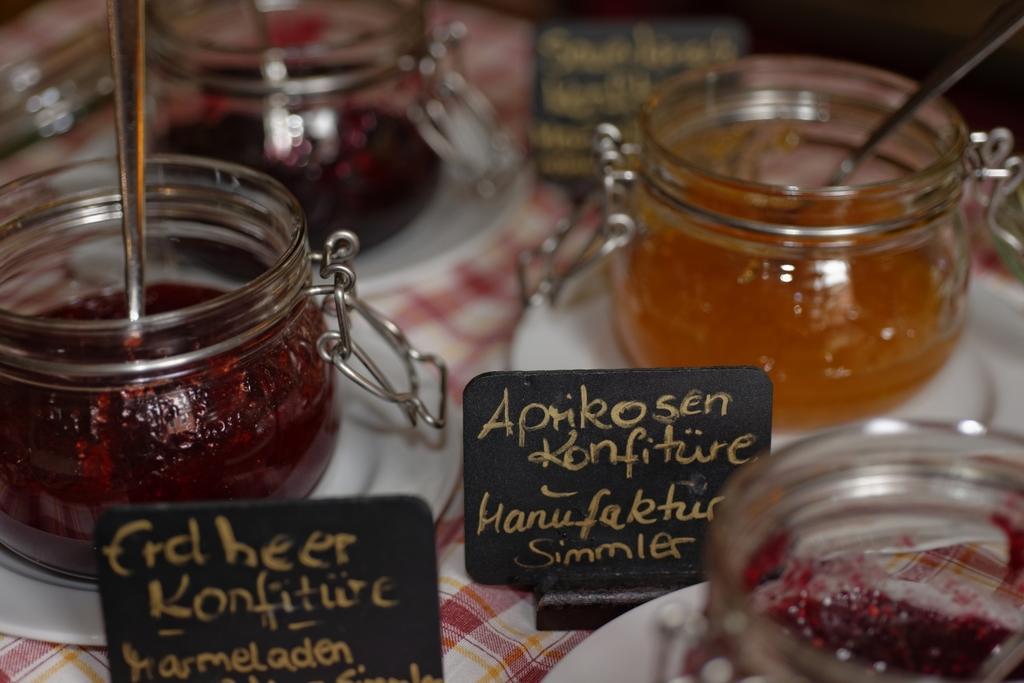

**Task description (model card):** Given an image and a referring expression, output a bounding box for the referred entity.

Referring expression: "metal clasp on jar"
[306,231,447,429]
[517,123,639,307]
[966,127,1024,269]
[405,22,522,198]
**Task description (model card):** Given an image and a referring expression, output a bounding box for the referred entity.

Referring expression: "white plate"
[0,385,462,646]
[546,583,708,683]
[355,166,533,296]
[511,278,1024,438]
[965,275,1024,431]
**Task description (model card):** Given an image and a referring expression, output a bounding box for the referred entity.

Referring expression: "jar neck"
[148,0,425,97]
[639,55,968,244]
[0,155,311,385]
[702,419,1024,682]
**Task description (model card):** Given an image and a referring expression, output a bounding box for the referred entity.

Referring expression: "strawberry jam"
[158,106,441,250]
[0,283,336,577]
[748,541,1024,679]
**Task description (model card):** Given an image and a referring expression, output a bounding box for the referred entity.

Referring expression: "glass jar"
[619,56,980,430]
[522,56,1019,431]
[148,0,514,252]
[0,28,113,184]
[675,418,1024,681]
[0,155,446,578]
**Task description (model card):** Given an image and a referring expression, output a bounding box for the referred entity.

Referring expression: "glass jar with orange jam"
[596,56,1001,430]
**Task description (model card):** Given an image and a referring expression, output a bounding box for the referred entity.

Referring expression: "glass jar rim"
[706,417,1024,681]
[149,0,417,57]
[0,153,306,334]
[148,0,425,97]
[0,154,313,382]
[639,54,969,200]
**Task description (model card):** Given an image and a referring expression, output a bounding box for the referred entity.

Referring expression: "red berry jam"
[0,284,336,576]
[44,283,223,319]
[748,544,1024,679]
[158,106,441,250]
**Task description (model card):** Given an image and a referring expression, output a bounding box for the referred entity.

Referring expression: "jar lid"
[0,27,112,159]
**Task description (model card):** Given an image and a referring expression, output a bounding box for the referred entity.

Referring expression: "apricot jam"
[612,196,964,429]
[0,284,335,576]
[609,57,970,429]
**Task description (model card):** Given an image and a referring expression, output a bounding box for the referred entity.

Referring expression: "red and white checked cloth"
[1,2,1023,682]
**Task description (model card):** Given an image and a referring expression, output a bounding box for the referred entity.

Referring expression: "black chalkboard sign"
[531,19,749,185]
[463,368,771,589]
[95,496,443,683]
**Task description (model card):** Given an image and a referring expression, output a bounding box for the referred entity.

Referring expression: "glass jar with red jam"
[0,156,339,577]
[673,419,1024,682]
[148,0,512,252]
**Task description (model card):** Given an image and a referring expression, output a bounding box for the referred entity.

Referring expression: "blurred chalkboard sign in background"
[2,0,1022,138]
[531,19,748,185]
[479,0,1024,141]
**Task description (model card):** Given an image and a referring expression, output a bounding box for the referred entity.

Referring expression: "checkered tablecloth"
[2,2,1024,682]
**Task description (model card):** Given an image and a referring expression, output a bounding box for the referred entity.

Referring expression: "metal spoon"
[828,0,1024,187]
[105,0,146,321]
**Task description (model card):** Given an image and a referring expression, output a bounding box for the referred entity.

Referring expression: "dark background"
[483,0,1024,138]
[3,0,1022,137]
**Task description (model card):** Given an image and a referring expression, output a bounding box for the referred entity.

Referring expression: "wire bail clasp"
[517,123,639,307]
[406,22,521,198]
[966,127,1024,266]
[307,231,448,429]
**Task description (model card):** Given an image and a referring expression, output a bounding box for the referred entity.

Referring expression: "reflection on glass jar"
[148,0,442,251]
[0,27,113,184]
[610,56,971,430]
[680,419,1024,681]
[0,157,338,577]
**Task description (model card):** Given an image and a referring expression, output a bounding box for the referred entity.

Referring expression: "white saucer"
[0,385,462,646]
[511,277,1024,437]
[355,166,533,296]
[546,583,708,683]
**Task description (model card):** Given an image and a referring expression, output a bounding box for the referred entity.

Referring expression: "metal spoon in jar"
[827,0,1024,187]
[105,0,147,321]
